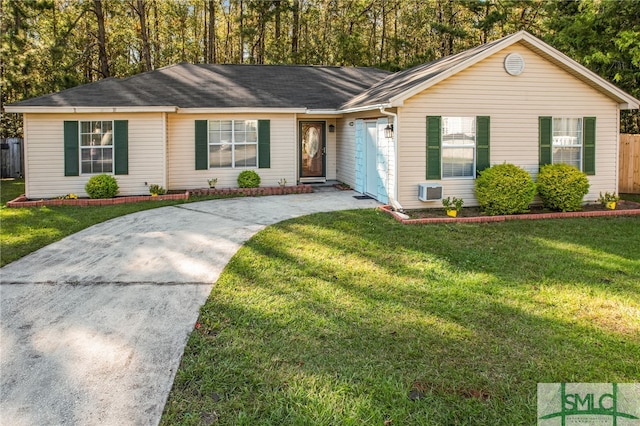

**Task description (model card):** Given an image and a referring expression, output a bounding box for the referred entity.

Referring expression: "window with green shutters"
[64,120,128,176]
[582,117,596,175]
[539,116,595,174]
[195,119,270,169]
[426,116,441,180]
[426,116,490,180]
[64,121,79,176]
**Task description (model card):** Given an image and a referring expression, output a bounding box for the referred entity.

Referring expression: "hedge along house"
[6,31,639,209]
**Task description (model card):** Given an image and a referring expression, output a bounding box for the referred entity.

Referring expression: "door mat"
[353,195,373,200]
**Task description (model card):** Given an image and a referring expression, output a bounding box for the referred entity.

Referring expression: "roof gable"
[340,31,639,111]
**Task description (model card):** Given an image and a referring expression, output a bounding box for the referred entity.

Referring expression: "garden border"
[379,201,640,224]
[6,185,313,208]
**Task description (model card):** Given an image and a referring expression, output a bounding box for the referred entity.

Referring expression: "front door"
[300,122,325,181]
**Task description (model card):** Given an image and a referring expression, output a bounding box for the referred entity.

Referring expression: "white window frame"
[208,119,258,169]
[441,116,476,179]
[552,117,583,171]
[79,120,114,175]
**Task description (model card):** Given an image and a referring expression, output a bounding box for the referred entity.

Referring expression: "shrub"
[597,191,619,205]
[237,170,261,188]
[442,196,464,213]
[148,184,166,196]
[85,174,119,199]
[537,164,590,212]
[475,163,536,215]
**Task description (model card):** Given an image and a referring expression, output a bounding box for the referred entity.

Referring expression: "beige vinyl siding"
[336,117,356,186]
[167,113,297,189]
[325,118,337,180]
[397,42,619,209]
[23,113,165,198]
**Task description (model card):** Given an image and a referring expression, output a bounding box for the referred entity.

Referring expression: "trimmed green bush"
[475,163,536,215]
[85,174,119,199]
[537,164,590,212]
[237,170,261,188]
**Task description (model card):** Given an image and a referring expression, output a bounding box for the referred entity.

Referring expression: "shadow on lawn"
[165,210,639,425]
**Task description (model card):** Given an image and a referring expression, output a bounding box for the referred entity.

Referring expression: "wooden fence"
[0,138,23,178]
[620,134,640,194]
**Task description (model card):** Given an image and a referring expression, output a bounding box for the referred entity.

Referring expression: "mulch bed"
[6,185,314,208]
[381,200,640,224]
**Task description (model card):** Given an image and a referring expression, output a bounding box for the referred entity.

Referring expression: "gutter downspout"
[379,107,403,211]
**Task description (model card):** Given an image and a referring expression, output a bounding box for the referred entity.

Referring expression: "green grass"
[0,179,231,266]
[162,211,640,425]
[2,179,639,423]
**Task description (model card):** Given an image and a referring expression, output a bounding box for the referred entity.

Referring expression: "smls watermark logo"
[538,383,640,425]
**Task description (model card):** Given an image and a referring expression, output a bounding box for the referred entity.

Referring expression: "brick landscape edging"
[379,202,640,224]
[6,185,314,208]
[6,192,190,208]
[190,184,313,197]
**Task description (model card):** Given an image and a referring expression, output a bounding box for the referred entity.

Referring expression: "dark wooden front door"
[300,122,325,180]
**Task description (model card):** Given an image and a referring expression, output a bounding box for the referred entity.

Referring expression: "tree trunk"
[274,0,281,60]
[291,0,299,62]
[238,0,243,63]
[203,2,208,62]
[208,0,215,63]
[152,0,160,66]
[380,0,386,65]
[135,0,152,71]
[93,0,110,78]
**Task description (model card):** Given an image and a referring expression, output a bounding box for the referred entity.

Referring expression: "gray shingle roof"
[11,63,392,109]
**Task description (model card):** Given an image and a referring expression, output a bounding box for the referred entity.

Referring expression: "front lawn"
[162,210,640,425]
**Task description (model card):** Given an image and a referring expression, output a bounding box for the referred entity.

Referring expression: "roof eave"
[336,103,393,114]
[177,107,307,114]
[4,106,178,113]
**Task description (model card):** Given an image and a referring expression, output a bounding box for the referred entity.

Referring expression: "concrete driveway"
[0,190,379,426]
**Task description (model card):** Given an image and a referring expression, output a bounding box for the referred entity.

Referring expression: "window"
[442,116,476,178]
[208,120,258,168]
[552,117,582,170]
[80,120,113,174]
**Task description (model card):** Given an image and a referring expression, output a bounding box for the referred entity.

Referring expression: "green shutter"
[258,119,270,168]
[539,116,552,168]
[64,121,79,176]
[583,117,596,175]
[114,120,128,175]
[426,116,441,179]
[195,120,208,170]
[476,116,490,174]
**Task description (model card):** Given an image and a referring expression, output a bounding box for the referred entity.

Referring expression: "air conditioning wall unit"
[418,183,443,202]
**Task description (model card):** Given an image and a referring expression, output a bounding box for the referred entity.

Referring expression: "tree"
[544,0,640,132]
[131,0,153,71]
[92,0,110,78]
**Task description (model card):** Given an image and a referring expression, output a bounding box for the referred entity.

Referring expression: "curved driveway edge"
[0,191,379,426]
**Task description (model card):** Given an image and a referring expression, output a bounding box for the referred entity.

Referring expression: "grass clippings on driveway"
[162,210,640,425]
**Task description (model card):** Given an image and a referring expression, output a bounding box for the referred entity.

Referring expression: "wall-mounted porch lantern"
[384,124,394,139]
[328,124,335,133]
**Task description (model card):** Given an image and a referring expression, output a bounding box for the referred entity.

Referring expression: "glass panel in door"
[301,122,325,178]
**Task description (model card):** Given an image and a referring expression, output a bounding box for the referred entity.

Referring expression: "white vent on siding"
[504,53,525,76]
[418,183,443,202]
